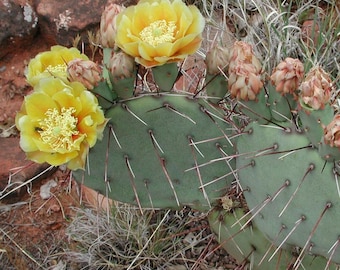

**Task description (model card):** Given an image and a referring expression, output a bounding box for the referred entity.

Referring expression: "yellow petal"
[24,92,58,119]
[27,150,78,166]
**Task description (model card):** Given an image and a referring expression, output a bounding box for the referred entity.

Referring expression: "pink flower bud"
[100,3,125,48]
[323,114,340,148]
[270,58,304,96]
[300,66,333,110]
[109,51,136,81]
[228,62,263,101]
[228,41,263,101]
[67,59,102,90]
[205,44,230,75]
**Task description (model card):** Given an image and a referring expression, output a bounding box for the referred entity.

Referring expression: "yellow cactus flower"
[26,45,89,87]
[114,0,205,67]
[15,77,108,170]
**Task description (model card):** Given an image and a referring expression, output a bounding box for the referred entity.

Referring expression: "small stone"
[40,179,58,199]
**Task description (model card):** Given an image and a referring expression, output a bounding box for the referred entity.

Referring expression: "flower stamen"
[38,107,79,151]
[140,20,176,47]
[45,63,67,75]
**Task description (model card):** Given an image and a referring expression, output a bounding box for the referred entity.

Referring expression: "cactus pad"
[208,208,339,269]
[74,93,235,210]
[236,121,340,265]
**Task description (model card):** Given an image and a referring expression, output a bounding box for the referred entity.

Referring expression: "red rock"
[34,0,137,46]
[0,137,56,201]
[0,0,38,59]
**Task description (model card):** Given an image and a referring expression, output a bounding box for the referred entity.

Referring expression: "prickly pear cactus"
[226,57,340,267]
[208,208,339,269]
[236,121,340,265]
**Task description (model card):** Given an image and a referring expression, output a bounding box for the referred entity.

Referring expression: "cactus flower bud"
[323,114,340,148]
[300,66,333,110]
[109,51,136,81]
[229,41,262,74]
[228,62,263,101]
[100,3,125,48]
[205,44,230,75]
[228,41,263,101]
[67,59,102,90]
[270,57,304,96]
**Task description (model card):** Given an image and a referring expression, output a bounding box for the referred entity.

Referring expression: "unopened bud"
[300,66,333,110]
[228,41,263,101]
[205,45,229,75]
[323,114,340,148]
[229,41,262,73]
[228,62,263,101]
[100,3,125,48]
[270,57,304,96]
[67,59,102,90]
[109,51,136,81]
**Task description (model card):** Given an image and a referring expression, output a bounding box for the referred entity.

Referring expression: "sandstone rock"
[34,0,138,47]
[0,0,38,59]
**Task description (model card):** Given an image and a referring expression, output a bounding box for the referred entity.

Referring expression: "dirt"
[0,33,81,269]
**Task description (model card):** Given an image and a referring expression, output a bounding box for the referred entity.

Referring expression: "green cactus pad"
[236,121,340,264]
[74,93,235,211]
[267,82,296,122]
[208,208,339,269]
[237,89,272,124]
[205,74,228,104]
[298,103,334,147]
[152,62,179,92]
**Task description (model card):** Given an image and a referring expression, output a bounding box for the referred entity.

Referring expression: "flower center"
[45,63,67,75]
[140,20,176,46]
[38,107,79,151]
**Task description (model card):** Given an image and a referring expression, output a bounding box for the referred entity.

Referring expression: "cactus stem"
[294,202,333,269]
[326,237,340,270]
[188,137,211,208]
[278,164,315,217]
[125,155,143,214]
[122,103,148,126]
[268,216,306,262]
[109,124,122,149]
